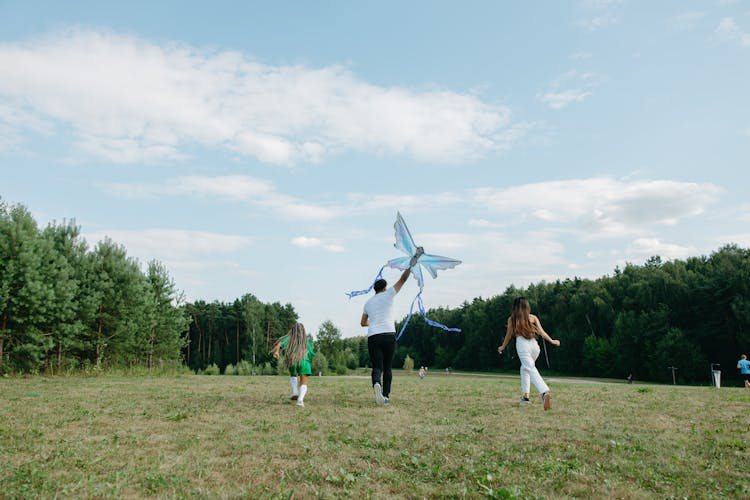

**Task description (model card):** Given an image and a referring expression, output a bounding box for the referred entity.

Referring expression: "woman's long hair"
[509,297,536,339]
[283,323,309,369]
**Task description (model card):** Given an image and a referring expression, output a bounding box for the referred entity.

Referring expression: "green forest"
[394,247,750,385]
[2,199,749,385]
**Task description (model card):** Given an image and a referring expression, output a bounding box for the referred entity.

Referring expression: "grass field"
[1,372,748,499]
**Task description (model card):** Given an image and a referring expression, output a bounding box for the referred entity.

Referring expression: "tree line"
[0,199,367,376]
[4,198,749,384]
[0,200,187,374]
[182,297,368,376]
[394,246,750,385]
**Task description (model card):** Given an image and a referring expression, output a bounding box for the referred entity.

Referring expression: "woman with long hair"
[272,322,316,407]
[497,297,560,410]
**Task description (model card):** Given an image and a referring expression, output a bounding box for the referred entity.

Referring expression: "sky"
[1,1,749,338]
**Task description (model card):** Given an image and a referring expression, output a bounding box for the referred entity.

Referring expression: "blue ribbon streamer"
[345,266,385,299]
[396,289,461,341]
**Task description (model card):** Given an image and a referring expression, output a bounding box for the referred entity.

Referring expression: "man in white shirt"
[360,252,420,405]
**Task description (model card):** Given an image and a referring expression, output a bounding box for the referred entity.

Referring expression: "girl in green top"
[272,323,316,407]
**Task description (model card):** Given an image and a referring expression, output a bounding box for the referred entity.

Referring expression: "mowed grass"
[1,372,748,499]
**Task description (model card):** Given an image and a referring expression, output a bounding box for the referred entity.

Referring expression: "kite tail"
[345,265,386,299]
[396,291,421,341]
[396,289,461,341]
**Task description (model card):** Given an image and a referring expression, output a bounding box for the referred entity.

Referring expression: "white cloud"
[108,175,463,223]
[291,236,323,249]
[626,238,696,261]
[538,89,593,110]
[715,233,750,247]
[76,134,188,163]
[345,192,463,213]
[0,29,521,164]
[470,230,568,275]
[582,0,621,7]
[274,202,341,221]
[167,175,277,200]
[83,229,254,261]
[582,13,619,31]
[669,11,706,31]
[291,236,344,253]
[416,232,469,252]
[107,175,341,221]
[538,71,604,110]
[472,177,723,238]
[468,218,505,229]
[716,17,750,47]
[578,0,621,31]
[112,173,725,236]
[0,101,53,151]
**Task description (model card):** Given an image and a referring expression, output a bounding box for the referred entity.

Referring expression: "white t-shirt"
[363,287,398,336]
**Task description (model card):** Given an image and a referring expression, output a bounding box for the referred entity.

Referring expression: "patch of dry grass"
[1,372,748,498]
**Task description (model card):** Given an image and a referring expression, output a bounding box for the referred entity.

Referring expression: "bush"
[261,362,276,375]
[344,349,358,370]
[224,363,237,375]
[335,365,349,375]
[204,363,220,375]
[311,352,328,375]
[403,355,414,372]
[236,360,253,376]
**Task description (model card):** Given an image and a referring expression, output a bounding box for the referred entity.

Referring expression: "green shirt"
[279,336,316,375]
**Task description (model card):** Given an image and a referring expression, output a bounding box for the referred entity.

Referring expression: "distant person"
[626,373,633,384]
[272,323,316,407]
[738,354,750,389]
[419,366,425,379]
[361,251,420,405]
[497,297,561,410]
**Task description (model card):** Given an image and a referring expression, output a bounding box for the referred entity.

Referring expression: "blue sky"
[2,0,749,338]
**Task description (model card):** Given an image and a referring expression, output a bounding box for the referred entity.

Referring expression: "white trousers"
[516,336,549,395]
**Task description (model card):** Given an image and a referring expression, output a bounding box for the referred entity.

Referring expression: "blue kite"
[346,212,462,340]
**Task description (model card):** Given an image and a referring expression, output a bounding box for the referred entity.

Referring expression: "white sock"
[298,384,307,403]
[290,376,299,395]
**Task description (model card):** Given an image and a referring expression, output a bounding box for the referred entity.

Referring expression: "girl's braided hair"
[282,322,309,369]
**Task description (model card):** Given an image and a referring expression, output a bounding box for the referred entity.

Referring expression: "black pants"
[368,333,396,397]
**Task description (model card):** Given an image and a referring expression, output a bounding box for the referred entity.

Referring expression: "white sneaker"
[373,383,385,405]
[296,400,305,407]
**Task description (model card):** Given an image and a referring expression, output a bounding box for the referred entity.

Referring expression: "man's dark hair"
[373,279,387,293]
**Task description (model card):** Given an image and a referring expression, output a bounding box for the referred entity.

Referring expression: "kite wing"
[387,255,425,288]
[393,211,418,256]
[417,253,462,280]
[386,255,411,270]
[387,213,460,288]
